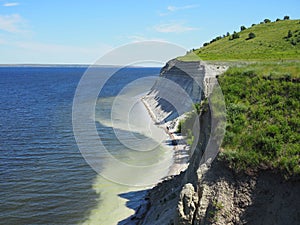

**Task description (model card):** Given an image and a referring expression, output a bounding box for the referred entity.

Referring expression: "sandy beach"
[141,97,190,178]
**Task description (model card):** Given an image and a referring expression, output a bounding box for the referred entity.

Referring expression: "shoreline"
[141,97,189,178]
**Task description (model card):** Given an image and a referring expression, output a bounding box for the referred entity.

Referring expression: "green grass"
[176,18,300,177]
[179,19,300,61]
[218,62,300,177]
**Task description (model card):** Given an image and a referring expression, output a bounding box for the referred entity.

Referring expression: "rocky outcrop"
[142,59,227,124]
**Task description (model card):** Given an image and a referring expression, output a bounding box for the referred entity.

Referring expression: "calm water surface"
[0,66,162,224]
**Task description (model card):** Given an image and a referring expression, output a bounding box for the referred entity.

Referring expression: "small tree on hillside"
[230,32,240,40]
[264,19,271,23]
[248,32,256,39]
[240,26,246,31]
[284,16,290,20]
[287,30,293,38]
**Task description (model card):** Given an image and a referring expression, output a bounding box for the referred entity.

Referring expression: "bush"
[287,30,293,38]
[248,32,256,39]
[230,32,240,40]
[276,18,281,22]
[284,16,290,20]
[291,39,297,46]
[264,19,271,23]
[240,26,246,31]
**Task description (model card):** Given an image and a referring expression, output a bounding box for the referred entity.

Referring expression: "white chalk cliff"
[123,59,300,225]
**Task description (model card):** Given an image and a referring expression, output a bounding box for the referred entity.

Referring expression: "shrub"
[203,42,209,47]
[230,32,240,40]
[287,30,293,38]
[240,26,246,31]
[176,119,183,133]
[248,32,256,39]
[276,18,281,22]
[284,16,290,20]
[264,19,271,23]
[291,39,297,46]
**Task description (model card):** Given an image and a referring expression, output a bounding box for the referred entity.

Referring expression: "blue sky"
[0,0,299,64]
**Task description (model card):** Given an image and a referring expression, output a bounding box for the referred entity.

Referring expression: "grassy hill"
[177,18,300,178]
[180,19,300,61]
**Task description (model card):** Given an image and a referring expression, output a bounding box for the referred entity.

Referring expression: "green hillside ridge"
[177,18,300,178]
[179,18,300,61]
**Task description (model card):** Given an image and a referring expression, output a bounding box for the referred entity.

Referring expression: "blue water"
[0,66,160,224]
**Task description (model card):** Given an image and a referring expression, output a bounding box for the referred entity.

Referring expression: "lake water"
[0,66,171,224]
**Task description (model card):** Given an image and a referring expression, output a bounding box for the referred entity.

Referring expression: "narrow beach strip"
[141,97,189,178]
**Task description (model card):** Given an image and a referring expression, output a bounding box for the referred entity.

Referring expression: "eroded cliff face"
[127,60,300,225]
[142,59,227,124]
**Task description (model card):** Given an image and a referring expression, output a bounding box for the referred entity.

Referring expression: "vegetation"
[218,62,300,177]
[179,18,300,61]
[177,17,300,178]
[248,32,256,40]
[208,200,224,223]
[176,103,201,146]
[230,32,240,40]
[240,26,246,31]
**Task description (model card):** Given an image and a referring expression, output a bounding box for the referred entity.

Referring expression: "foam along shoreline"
[85,94,174,225]
[141,97,189,178]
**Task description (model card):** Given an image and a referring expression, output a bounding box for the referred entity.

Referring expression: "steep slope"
[128,60,300,225]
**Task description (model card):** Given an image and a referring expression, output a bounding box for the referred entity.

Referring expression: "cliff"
[125,59,300,225]
[142,59,227,124]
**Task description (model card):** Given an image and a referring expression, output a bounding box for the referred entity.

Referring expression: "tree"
[264,19,271,23]
[284,16,290,20]
[276,18,281,22]
[226,32,230,37]
[230,32,240,40]
[248,32,256,39]
[240,26,246,31]
[287,30,293,38]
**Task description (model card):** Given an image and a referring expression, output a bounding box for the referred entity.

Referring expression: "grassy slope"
[180,19,300,61]
[218,62,300,177]
[178,19,300,177]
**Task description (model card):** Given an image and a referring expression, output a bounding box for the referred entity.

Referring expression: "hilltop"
[180,18,300,61]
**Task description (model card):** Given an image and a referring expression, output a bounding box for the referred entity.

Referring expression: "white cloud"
[0,14,26,33]
[3,2,19,7]
[127,35,166,43]
[154,23,198,33]
[167,4,198,12]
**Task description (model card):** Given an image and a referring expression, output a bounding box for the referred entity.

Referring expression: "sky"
[0,0,299,64]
